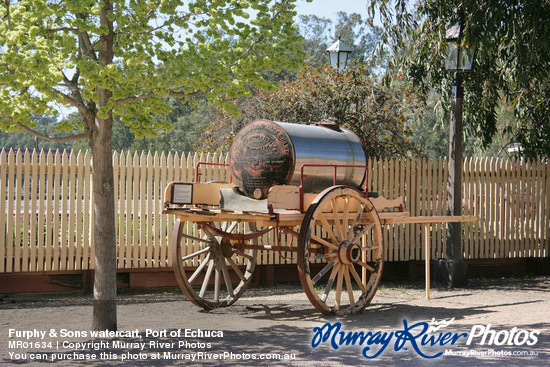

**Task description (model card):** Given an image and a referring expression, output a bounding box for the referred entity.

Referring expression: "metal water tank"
[229,120,367,199]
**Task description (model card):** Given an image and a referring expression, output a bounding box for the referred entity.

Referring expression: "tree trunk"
[92,0,117,331]
[436,71,468,288]
[446,72,463,260]
[90,115,117,331]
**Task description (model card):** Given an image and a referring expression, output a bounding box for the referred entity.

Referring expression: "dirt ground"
[1,276,549,366]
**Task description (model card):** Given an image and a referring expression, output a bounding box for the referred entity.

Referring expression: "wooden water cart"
[163,121,476,314]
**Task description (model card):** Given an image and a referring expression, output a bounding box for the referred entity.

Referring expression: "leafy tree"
[0,0,303,330]
[129,98,213,153]
[405,89,520,158]
[298,12,384,71]
[201,65,421,158]
[368,0,550,158]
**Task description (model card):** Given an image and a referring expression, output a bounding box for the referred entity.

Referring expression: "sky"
[294,0,371,21]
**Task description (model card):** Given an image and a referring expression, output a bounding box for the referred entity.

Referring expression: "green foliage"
[0,0,305,138]
[201,65,421,158]
[124,98,213,153]
[515,80,550,159]
[297,12,385,71]
[369,0,550,158]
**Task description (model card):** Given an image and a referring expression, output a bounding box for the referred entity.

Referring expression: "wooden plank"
[415,158,421,260]
[522,159,530,257]
[525,160,537,257]
[183,152,190,182]
[485,157,491,258]
[390,157,397,262]
[224,153,231,183]
[131,152,139,267]
[520,159,528,257]
[534,160,543,257]
[120,151,129,268]
[494,158,504,258]
[60,151,70,270]
[439,157,447,259]
[488,157,495,258]
[166,153,175,267]
[511,158,518,257]
[531,159,539,256]
[36,151,47,271]
[468,157,475,259]
[44,152,54,271]
[381,215,478,225]
[146,152,154,268]
[477,157,484,259]
[469,157,477,258]
[483,157,490,258]
[14,150,23,272]
[497,159,504,258]
[75,151,84,271]
[480,157,487,258]
[463,157,471,259]
[423,224,430,300]
[68,152,77,270]
[160,152,169,267]
[153,152,161,268]
[6,150,15,272]
[506,158,513,257]
[83,151,92,270]
[382,158,391,262]
[22,150,32,272]
[191,153,201,266]
[515,158,523,257]
[53,152,62,270]
[113,151,122,269]
[420,158,433,259]
[369,196,404,211]
[139,152,147,267]
[405,158,412,260]
[123,151,132,268]
[524,159,530,257]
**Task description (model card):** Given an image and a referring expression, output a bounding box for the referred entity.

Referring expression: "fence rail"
[1,149,548,273]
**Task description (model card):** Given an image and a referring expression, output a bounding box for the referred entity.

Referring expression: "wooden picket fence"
[1,149,548,273]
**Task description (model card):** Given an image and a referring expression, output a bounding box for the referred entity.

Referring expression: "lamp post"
[436,16,475,287]
[326,36,353,71]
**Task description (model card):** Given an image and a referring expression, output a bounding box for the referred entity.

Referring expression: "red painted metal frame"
[298,163,369,212]
[195,162,232,183]
[193,161,369,214]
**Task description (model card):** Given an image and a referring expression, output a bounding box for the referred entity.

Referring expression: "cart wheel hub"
[220,238,234,258]
[338,241,361,264]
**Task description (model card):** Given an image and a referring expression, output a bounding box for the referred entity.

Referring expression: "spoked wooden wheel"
[172,220,258,310]
[298,186,384,315]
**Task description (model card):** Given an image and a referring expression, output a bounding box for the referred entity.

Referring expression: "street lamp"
[439,16,475,287]
[326,37,353,71]
[445,21,475,72]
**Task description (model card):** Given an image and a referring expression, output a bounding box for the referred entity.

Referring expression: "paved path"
[1,276,549,366]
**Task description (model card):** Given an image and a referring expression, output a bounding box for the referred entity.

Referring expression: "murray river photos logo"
[310,318,540,359]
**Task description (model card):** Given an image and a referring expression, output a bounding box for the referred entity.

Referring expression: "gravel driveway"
[1,276,549,366]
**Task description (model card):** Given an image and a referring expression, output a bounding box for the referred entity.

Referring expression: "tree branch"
[4,0,11,30]
[47,27,79,34]
[2,114,90,143]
